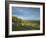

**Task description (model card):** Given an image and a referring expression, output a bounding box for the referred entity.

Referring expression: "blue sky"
[12,7,40,20]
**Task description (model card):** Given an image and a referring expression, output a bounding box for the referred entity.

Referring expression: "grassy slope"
[12,16,40,31]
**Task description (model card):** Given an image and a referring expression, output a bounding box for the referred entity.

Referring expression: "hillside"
[12,16,40,31]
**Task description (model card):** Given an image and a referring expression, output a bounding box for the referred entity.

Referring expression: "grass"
[12,16,40,31]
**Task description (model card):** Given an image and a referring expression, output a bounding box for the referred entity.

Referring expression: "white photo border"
[9,3,43,35]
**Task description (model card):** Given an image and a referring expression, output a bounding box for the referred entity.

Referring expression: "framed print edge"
[5,1,45,37]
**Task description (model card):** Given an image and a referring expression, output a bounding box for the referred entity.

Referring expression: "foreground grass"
[12,21,40,31]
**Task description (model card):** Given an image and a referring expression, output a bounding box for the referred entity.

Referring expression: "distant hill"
[12,16,40,25]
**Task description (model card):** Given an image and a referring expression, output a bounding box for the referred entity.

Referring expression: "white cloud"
[17,16,24,19]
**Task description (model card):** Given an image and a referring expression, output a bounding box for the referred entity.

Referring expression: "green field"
[12,16,40,31]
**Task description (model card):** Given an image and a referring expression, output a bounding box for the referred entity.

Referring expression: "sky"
[12,7,40,20]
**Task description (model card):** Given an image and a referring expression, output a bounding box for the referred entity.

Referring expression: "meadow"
[12,16,40,31]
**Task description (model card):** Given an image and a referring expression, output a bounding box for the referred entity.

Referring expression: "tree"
[12,16,22,23]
